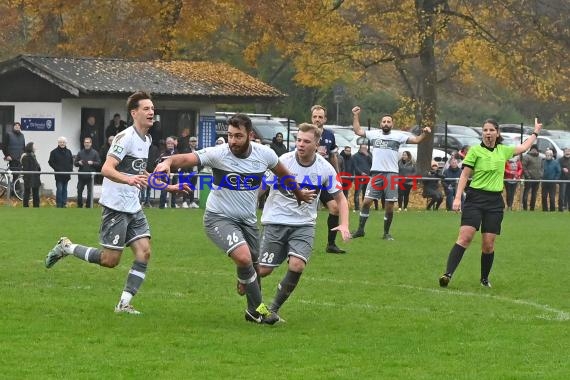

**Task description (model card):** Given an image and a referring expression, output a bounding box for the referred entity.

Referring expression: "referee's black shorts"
[461,187,505,234]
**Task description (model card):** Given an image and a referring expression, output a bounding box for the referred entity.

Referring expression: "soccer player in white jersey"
[45,91,155,315]
[351,106,431,240]
[154,114,315,325]
[258,123,350,320]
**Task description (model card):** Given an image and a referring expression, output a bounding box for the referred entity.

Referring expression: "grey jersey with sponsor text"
[365,130,409,173]
[261,151,340,226]
[196,142,279,225]
[99,126,151,213]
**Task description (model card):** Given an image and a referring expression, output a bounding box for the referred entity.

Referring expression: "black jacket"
[49,146,74,181]
[21,152,41,188]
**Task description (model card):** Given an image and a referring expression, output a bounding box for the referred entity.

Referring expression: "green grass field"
[1,208,568,379]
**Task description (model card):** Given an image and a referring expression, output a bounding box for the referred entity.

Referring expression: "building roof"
[0,55,285,101]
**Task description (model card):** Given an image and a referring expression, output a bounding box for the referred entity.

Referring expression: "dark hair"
[483,118,503,144]
[227,114,252,133]
[127,91,152,112]
[275,132,283,138]
[24,142,34,153]
[113,113,121,118]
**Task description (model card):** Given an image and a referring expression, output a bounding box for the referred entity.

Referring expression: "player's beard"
[230,140,250,157]
[382,126,391,134]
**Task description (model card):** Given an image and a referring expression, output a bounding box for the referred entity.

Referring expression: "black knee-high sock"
[71,244,102,264]
[327,214,339,245]
[481,252,495,280]
[358,206,371,231]
[445,243,466,276]
[237,265,262,312]
[384,211,393,234]
[270,270,302,313]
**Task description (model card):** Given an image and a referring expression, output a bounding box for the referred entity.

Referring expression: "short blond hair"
[298,122,322,141]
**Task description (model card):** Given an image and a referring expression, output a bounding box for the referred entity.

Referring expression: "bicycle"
[0,163,25,201]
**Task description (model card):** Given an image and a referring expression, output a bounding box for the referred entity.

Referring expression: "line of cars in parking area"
[215,112,297,150]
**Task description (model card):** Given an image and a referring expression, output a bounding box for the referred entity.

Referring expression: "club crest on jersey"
[112,145,124,154]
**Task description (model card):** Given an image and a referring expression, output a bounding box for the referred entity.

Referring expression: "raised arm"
[406,126,432,144]
[351,106,366,137]
[514,118,542,156]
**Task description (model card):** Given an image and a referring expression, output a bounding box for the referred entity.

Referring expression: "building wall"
[2,99,215,199]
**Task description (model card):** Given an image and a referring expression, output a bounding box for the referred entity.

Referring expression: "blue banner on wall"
[21,118,55,131]
[198,116,216,149]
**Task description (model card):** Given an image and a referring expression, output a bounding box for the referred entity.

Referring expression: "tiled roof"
[0,55,285,100]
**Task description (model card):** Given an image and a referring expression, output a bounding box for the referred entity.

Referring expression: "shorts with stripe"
[365,172,398,201]
[203,211,260,262]
[99,207,151,249]
[259,224,315,267]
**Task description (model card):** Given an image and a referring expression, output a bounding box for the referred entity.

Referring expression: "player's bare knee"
[259,266,273,277]
[327,199,339,214]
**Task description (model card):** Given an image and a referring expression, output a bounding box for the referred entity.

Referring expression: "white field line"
[30,268,570,321]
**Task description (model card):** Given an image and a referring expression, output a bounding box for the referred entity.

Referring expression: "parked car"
[433,133,482,153]
[500,123,553,136]
[536,135,570,159]
[215,112,296,150]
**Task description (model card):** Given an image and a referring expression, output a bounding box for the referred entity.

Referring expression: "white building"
[0,55,284,197]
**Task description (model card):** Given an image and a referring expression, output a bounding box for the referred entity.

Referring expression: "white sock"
[119,291,133,305]
[67,244,78,254]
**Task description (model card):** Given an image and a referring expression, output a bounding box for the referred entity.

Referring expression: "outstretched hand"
[332,225,351,242]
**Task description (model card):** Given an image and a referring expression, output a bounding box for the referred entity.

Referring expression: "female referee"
[439,117,542,288]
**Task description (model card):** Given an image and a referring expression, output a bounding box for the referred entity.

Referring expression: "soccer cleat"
[326,244,346,254]
[245,303,282,325]
[182,202,189,208]
[382,233,394,241]
[45,237,72,268]
[114,301,141,315]
[190,202,199,209]
[439,273,451,287]
[480,278,492,288]
[351,229,365,239]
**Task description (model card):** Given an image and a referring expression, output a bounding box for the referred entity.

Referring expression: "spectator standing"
[158,136,178,209]
[443,157,463,211]
[541,150,560,211]
[503,156,522,211]
[105,113,127,139]
[339,146,355,200]
[48,136,74,208]
[522,145,543,211]
[80,115,103,151]
[181,136,200,209]
[177,128,191,154]
[397,151,416,211]
[269,132,288,157]
[557,148,570,211]
[424,161,444,211]
[2,121,26,181]
[75,137,101,208]
[21,142,41,208]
